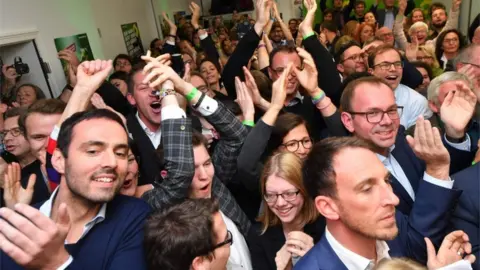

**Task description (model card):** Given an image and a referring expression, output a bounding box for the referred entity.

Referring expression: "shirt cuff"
[50,125,60,141]
[196,95,218,116]
[199,32,208,40]
[423,172,454,189]
[166,40,175,46]
[437,259,473,270]
[57,256,73,270]
[161,105,186,121]
[444,133,471,152]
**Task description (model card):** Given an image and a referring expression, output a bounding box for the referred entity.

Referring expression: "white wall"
[90,0,157,60]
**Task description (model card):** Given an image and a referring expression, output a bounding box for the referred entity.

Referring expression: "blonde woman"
[416,45,444,78]
[248,152,325,270]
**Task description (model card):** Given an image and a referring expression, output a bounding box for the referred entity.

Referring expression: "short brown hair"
[367,44,401,69]
[18,99,66,134]
[258,152,318,233]
[340,76,392,113]
[4,107,27,120]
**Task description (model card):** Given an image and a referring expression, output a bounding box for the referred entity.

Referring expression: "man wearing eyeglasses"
[334,40,367,80]
[368,44,432,129]
[145,199,232,270]
[0,107,49,206]
[339,76,470,215]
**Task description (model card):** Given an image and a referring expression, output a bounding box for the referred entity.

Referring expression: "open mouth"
[150,101,161,113]
[277,207,293,216]
[385,75,398,83]
[93,177,114,183]
[123,178,133,189]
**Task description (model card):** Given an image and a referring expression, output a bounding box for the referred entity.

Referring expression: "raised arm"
[300,0,342,106]
[272,2,294,41]
[393,0,409,51]
[222,0,272,98]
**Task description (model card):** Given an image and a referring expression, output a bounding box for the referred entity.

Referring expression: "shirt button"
[180,125,185,131]
[206,106,210,110]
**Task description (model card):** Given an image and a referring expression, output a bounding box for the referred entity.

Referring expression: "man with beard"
[335,40,367,80]
[428,1,461,39]
[295,133,463,268]
[0,91,150,270]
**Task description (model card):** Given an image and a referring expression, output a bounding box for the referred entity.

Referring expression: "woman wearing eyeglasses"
[435,29,467,71]
[247,152,325,270]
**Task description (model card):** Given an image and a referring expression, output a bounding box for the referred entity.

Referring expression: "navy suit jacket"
[391,126,469,215]
[294,180,461,269]
[451,164,480,270]
[1,195,151,270]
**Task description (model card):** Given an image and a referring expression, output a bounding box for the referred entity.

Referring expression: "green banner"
[121,22,145,59]
[54,33,94,79]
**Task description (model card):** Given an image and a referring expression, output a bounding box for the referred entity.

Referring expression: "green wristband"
[303,31,315,40]
[242,120,255,127]
[312,91,325,101]
[185,87,199,102]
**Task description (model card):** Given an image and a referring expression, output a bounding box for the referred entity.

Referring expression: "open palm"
[440,83,477,135]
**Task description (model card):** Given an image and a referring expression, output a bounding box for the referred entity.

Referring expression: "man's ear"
[315,195,340,221]
[126,93,136,106]
[52,148,66,174]
[368,67,374,74]
[341,112,355,133]
[428,100,439,113]
[336,63,344,74]
[191,256,209,270]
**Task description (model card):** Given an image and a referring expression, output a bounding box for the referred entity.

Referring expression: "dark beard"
[433,20,447,30]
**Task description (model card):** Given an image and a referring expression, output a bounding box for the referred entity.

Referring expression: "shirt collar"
[39,187,107,224]
[286,91,304,107]
[326,228,391,270]
[135,111,161,135]
[376,145,396,162]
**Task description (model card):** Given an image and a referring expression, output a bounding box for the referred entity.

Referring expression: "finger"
[432,127,444,149]
[0,232,31,266]
[415,116,427,148]
[423,119,435,149]
[149,73,170,89]
[286,238,308,250]
[425,238,437,260]
[13,204,56,234]
[442,90,455,106]
[26,174,36,192]
[55,203,71,237]
[0,207,41,240]
[94,59,103,73]
[463,240,472,255]
[242,82,253,100]
[143,68,165,84]
[286,246,307,257]
[465,254,476,264]
[0,219,38,253]
[442,230,465,250]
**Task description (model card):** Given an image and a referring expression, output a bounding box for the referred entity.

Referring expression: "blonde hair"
[374,258,426,270]
[258,152,318,234]
[408,22,429,36]
[418,45,440,69]
[344,20,359,38]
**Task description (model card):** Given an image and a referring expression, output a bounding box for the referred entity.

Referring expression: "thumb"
[465,254,476,264]
[406,135,415,149]
[424,237,436,261]
[26,174,36,191]
[55,203,71,236]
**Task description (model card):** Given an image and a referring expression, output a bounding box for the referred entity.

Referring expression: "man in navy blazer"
[451,163,480,270]
[296,134,461,269]
[0,62,151,270]
[339,75,474,215]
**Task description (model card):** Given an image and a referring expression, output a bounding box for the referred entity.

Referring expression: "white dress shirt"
[136,112,162,148]
[220,211,252,270]
[325,228,391,270]
[394,84,433,129]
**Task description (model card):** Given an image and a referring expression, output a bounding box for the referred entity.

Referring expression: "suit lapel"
[311,234,349,270]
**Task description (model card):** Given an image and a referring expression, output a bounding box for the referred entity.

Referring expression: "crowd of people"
[0,0,479,269]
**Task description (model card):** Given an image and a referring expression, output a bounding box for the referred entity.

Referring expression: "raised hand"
[183,63,192,82]
[286,231,315,258]
[141,51,172,66]
[299,0,317,35]
[293,47,319,95]
[75,59,113,93]
[426,230,476,269]
[3,163,36,209]
[142,61,190,95]
[272,1,281,20]
[0,203,71,269]
[58,49,80,70]
[275,244,293,270]
[1,65,18,83]
[162,12,177,35]
[235,77,255,120]
[406,116,450,180]
[254,0,273,35]
[271,63,293,110]
[405,35,419,62]
[452,0,462,12]
[189,2,201,29]
[440,82,477,139]
[243,66,271,110]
